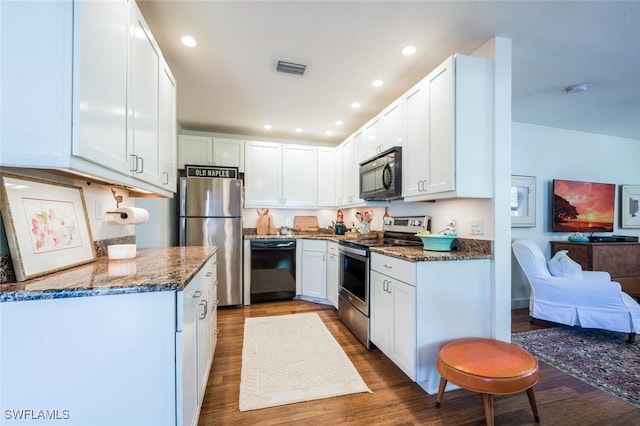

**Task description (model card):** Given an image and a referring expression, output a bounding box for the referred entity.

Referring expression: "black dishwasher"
[250,239,296,303]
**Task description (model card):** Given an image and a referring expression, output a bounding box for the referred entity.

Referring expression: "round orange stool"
[435,338,540,426]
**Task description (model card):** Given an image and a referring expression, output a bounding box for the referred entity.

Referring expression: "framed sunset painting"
[552,179,616,233]
[0,174,96,281]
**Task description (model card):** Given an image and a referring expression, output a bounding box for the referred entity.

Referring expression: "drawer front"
[327,242,339,256]
[371,253,415,285]
[303,239,327,252]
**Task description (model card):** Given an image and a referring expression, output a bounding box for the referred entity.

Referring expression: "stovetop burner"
[338,215,430,250]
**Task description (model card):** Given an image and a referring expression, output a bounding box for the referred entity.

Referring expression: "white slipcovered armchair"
[512,239,640,343]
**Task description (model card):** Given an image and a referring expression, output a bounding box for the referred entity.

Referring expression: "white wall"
[511,122,640,307]
[0,168,140,255]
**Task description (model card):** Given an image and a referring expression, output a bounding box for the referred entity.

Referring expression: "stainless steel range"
[338,215,430,348]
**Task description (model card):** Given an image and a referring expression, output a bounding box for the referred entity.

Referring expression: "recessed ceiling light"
[326,131,333,136]
[264,124,272,130]
[351,103,361,109]
[335,120,343,126]
[402,45,416,56]
[372,79,383,88]
[181,35,197,47]
[295,128,303,133]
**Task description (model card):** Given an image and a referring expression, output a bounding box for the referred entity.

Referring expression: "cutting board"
[293,216,319,234]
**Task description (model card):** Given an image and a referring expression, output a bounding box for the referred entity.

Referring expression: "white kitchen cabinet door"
[245,141,283,207]
[317,147,336,206]
[334,144,344,206]
[301,240,327,299]
[72,0,129,175]
[326,242,339,308]
[158,58,177,191]
[128,2,161,185]
[391,278,416,378]
[403,54,493,202]
[179,286,199,426]
[379,99,405,151]
[178,135,214,168]
[403,78,430,198]
[360,117,380,162]
[370,270,393,354]
[341,136,362,206]
[282,144,317,207]
[213,137,245,172]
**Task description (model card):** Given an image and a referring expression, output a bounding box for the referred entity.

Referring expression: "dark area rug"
[512,326,640,408]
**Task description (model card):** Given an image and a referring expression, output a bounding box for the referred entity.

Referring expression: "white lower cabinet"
[0,255,217,426]
[326,242,340,308]
[178,254,217,426]
[301,239,327,300]
[370,252,491,394]
[370,257,416,379]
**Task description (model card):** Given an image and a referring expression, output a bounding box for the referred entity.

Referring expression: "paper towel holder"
[106,210,130,220]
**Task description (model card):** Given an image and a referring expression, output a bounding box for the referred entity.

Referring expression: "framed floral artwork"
[0,174,96,281]
[621,184,640,228]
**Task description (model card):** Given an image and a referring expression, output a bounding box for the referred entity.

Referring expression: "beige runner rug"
[239,312,371,411]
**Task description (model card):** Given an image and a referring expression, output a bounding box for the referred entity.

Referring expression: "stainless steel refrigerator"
[179,176,243,306]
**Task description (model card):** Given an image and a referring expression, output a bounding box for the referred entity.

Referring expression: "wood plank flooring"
[198,301,638,425]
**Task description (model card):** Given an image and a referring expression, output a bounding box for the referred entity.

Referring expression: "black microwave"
[359,146,402,201]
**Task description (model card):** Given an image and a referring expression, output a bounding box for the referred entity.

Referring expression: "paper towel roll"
[106,207,149,225]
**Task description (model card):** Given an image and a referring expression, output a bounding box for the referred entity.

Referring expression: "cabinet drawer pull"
[199,300,208,319]
[192,290,202,298]
[205,272,213,277]
[162,172,169,185]
[383,264,393,269]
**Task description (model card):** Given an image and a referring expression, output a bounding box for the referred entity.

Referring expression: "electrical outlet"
[286,218,292,227]
[470,219,483,235]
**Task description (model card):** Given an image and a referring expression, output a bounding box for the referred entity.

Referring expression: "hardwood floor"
[198,301,638,425]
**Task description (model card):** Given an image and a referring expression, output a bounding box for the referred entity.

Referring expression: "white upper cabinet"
[359,118,380,163]
[403,54,493,201]
[282,144,317,207]
[72,0,129,175]
[178,135,244,172]
[379,99,406,151]
[128,2,161,186]
[158,58,177,192]
[244,141,283,207]
[213,138,245,172]
[334,145,344,206]
[0,0,176,197]
[317,147,336,207]
[178,135,214,168]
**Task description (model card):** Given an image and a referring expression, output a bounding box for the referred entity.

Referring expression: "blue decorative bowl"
[568,236,589,242]
[415,233,457,251]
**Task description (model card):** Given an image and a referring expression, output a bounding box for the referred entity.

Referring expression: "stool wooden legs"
[526,387,540,422]
[482,394,494,426]
[435,377,447,408]
[436,379,540,425]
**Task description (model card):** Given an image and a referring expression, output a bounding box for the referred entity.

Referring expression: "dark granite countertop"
[244,232,493,262]
[0,246,217,303]
[370,246,492,262]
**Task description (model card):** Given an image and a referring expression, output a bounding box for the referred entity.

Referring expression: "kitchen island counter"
[0,246,217,302]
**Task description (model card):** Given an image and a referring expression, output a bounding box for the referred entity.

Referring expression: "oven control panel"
[382,215,431,234]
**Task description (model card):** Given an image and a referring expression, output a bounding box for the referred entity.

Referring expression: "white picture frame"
[511,175,536,227]
[621,184,640,228]
[0,174,97,281]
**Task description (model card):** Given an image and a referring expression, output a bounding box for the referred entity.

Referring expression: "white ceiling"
[138,1,640,145]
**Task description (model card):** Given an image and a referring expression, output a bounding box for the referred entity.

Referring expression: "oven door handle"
[339,245,368,258]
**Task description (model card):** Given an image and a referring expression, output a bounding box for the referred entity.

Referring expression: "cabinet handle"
[323,254,326,262]
[205,272,213,277]
[192,290,202,298]
[129,154,138,172]
[199,300,208,319]
[162,172,169,185]
[383,264,393,269]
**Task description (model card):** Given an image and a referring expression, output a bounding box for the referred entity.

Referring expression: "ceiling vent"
[276,60,306,76]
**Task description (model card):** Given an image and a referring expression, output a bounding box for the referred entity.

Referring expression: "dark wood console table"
[550,241,640,297]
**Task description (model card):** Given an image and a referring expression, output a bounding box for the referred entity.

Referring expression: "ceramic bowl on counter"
[415,233,457,251]
[107,244,137,260]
